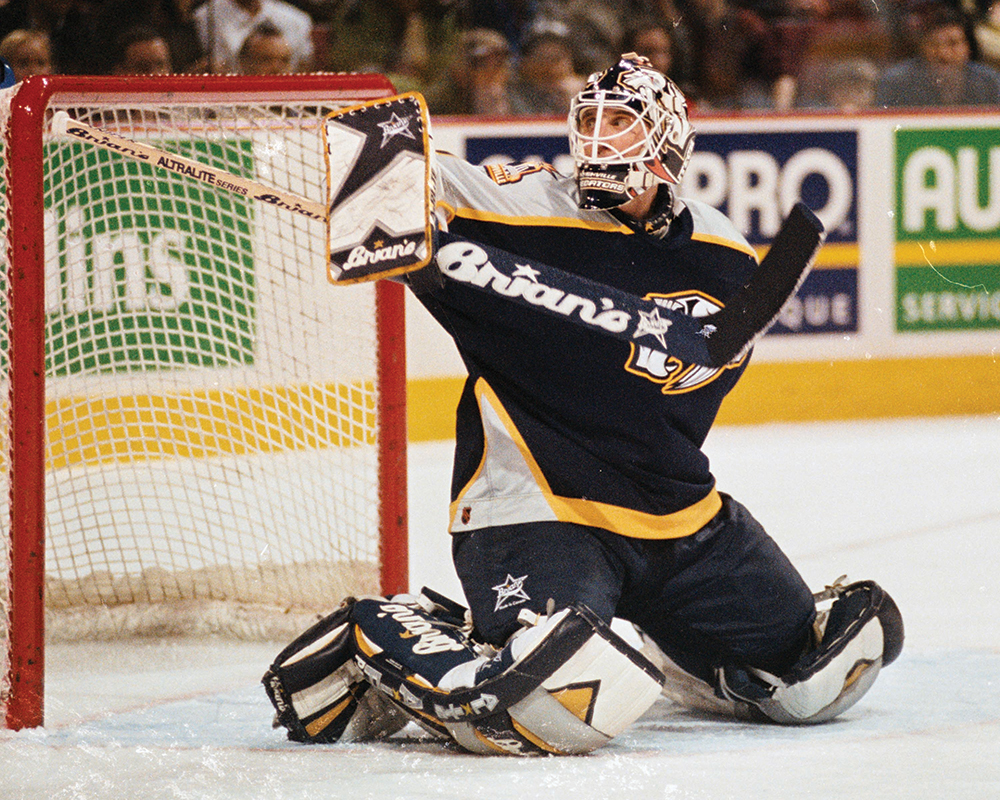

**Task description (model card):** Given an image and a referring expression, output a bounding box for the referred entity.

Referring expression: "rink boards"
[405,111,1000,436]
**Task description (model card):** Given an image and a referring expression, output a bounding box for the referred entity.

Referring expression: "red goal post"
[1,74,409,729]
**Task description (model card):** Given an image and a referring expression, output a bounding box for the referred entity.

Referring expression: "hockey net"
[1,75,408,728]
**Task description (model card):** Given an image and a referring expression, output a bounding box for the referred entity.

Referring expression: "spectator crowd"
[2,0,1000,111]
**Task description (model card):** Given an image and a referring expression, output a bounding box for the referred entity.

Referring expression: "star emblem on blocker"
[378,112,416,147]
[634,306,673,349]
[492,574,530,611]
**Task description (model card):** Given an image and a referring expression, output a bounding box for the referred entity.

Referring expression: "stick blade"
[704,202,825,366]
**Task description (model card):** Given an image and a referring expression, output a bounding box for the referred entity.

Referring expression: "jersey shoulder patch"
[435,153,626,233]
[681,198,757,261]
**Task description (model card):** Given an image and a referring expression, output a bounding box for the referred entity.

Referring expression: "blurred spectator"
[237,20,292,74]
[746,0,832,109]
[325,1,463,91]
[974,0,1000,68]
[0,28,53,78]
[110,25,173,75]
[467,0,542,55]
[0,0,101,73]
[508,20,584,115]
[423,26,513,115]
[621,14,696,93]
[622,18,673,76]
[797,55,879,108]
[678,0,761,109]
[93,0,206,74]
[533,0,624,75]
[193,0,313,73]
[875,4,1000,105]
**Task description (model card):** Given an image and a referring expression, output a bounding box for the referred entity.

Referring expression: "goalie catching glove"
[262,600,408,743]
[264,589,665,755]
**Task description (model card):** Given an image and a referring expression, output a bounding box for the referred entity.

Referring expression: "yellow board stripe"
[717,354,1000,424]
[408,354,1000,441]
[895,240,1000,267]
[45,381,377,469]
[754,241,859,268]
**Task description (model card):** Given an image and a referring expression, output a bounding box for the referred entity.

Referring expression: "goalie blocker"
[322,92,434,284]
[264,589,665,755]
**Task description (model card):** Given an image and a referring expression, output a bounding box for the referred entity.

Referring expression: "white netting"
[1,83,402,669]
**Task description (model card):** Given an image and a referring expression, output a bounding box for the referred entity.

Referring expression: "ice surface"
[3,415,999,799]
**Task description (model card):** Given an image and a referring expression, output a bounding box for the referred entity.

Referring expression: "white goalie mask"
[569,54,695,210]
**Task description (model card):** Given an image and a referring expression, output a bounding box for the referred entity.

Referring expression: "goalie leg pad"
[262,599,407,743]
[717,579,904,724]
[352,597,665,755]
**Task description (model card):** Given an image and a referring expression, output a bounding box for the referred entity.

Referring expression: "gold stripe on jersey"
[449,379,722,540]
[437,203,759,259]
[691,231,758,260]
[441,203,635,234]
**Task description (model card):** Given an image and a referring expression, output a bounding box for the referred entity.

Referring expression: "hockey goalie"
[263,54,903,755]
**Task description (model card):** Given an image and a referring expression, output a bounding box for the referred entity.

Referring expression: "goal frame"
[2,74,409,730]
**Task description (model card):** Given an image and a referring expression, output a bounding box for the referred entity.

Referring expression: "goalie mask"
[569,53,695,210]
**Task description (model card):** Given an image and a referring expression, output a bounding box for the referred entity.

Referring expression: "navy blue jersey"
[417,154,758,540]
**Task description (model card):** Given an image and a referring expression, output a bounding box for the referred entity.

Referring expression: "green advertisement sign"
[43,140,257,375]
[894,128,1000,332]
[897,265,1000,330]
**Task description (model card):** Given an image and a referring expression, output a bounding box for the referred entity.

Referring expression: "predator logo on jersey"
[625,291,745,393]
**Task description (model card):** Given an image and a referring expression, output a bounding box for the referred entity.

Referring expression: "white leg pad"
[443,622,664,755]
[748,616,884,724]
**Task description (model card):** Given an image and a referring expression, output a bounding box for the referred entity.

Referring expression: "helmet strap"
[610,184,677,237]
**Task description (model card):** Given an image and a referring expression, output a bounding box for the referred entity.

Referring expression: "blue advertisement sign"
[686,130,859,246]
[465,134,569,167]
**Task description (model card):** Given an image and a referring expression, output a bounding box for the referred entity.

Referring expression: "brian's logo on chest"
[626,291,743,393]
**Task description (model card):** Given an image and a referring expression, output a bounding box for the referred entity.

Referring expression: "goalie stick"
[50,98,435,285]
[51,108,823,367]
[436,202,824,369]
[50,112,328,221]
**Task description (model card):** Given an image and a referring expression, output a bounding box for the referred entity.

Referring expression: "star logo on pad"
[512,263,540,283]
[378,113,416,147]
[492,574,530,611]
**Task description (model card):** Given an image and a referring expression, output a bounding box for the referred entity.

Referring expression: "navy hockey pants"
[451,493,816,686]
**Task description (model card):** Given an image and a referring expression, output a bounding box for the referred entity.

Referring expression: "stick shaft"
[50,113,327,221]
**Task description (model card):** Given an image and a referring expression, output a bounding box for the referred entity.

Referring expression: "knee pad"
[351,595,665,755]
[717,579,904,724]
